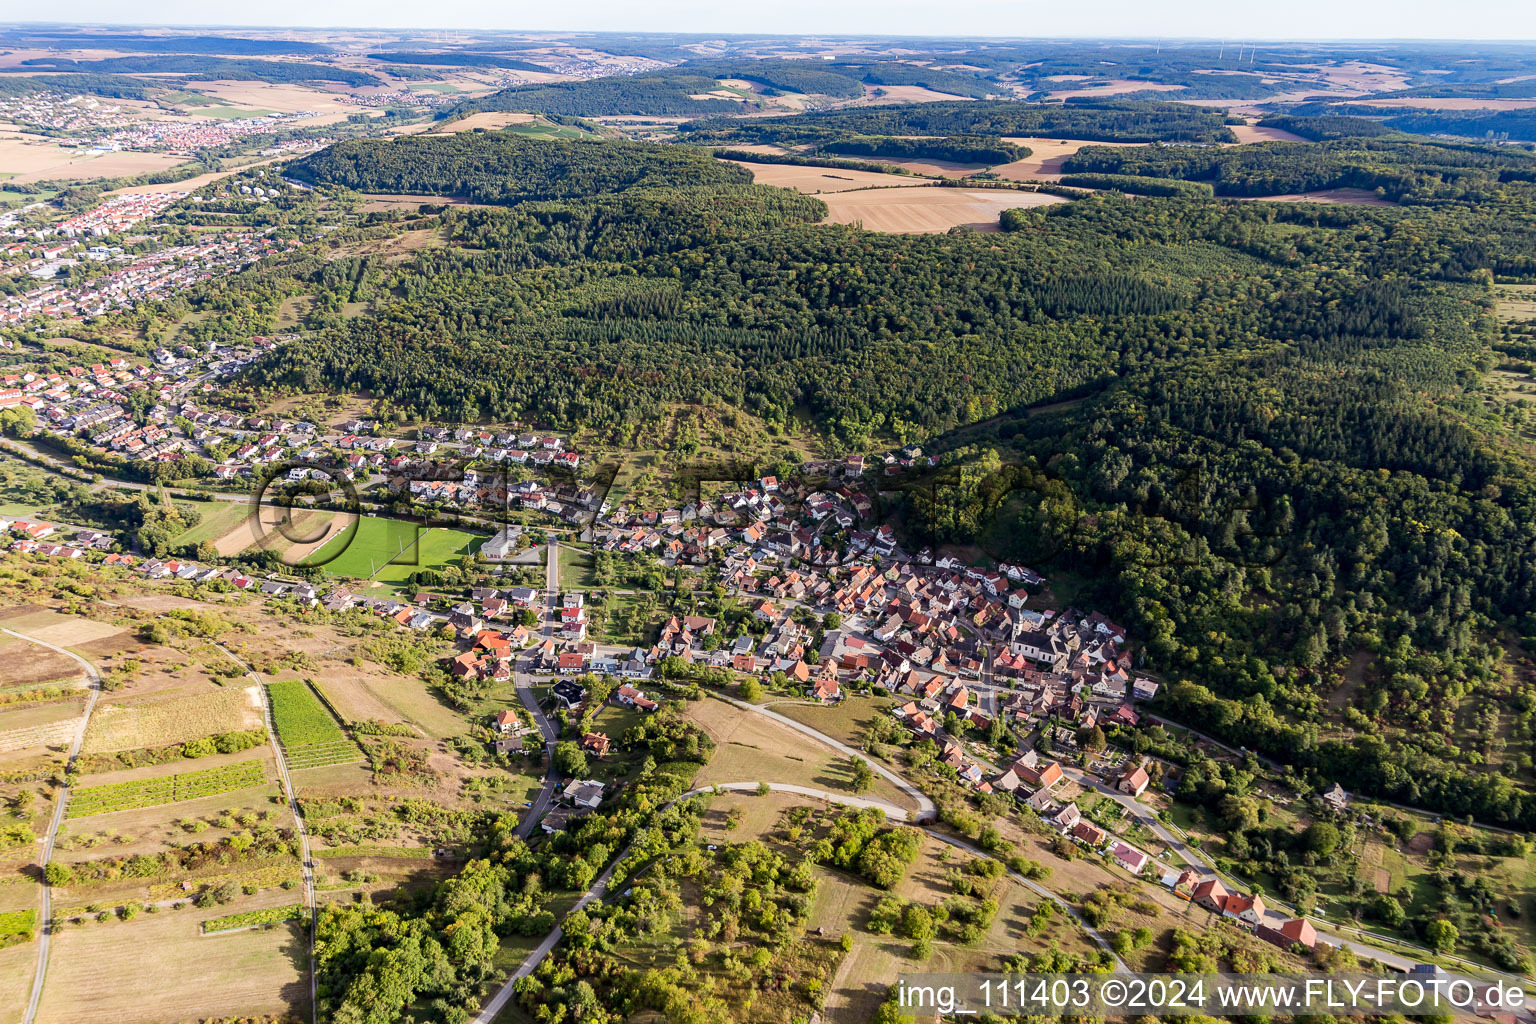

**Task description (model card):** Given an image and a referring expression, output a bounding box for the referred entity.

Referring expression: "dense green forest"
[0,74,160,101]
[21,55,383,87]
[221,129,1536,831]
[1255,115,1397,141]
[1061,136,1536,208]
[820,134,1023,164]
[286,133,753,202]
[680,100,1240,144]
[446,72,751,118]
[1282,103,1536,143]
[0,29,331,55]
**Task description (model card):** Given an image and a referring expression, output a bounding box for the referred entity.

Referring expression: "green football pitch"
[302,516,484,582]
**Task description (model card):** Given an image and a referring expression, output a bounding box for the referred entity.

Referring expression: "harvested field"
[1228,123,1309,144]
[1238,187,1395,206]
[32,888,308,1024]
[81,686,263,754]
[0,645,80,687]
[0,136,186,185]
[841,155,994,177]
[841,84,978,106]
[1048,80,1184,100]
[0,704,82,754]
[6,618,124,649]
[819,186,1068,233]
[213,504,345,560]
[992,137,1148,181]
[0,942,34,1024]
[1356,97,1536,111]
[724,159,918,193]
[189,80,371,126]
[426,111,537,132]
[1288,60,1414,94]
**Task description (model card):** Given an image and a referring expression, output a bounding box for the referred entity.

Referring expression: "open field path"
[9,627,102,1024]
[205,641,317,1024]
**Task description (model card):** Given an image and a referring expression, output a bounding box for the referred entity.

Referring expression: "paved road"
[512,676,559,841]
[10,628,102,1024]
[715,694,937,823]
[207,642,318,1024]
[1059,766,1528,983]
[513,536,563,839]
[1062,765,1208,870]
[680,782,915,820]
[472,780,1121,1023]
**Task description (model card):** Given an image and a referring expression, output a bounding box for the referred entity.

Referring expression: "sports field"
[301,516,484,582]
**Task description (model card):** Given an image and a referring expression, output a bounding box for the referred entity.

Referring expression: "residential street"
[512,536,562,839]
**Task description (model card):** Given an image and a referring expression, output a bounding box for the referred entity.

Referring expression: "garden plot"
[266,680,363,770]
[67,760,267,818]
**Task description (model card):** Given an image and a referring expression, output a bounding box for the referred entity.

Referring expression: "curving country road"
[472,780,1122,1024]
[9,627,102,1024]
[1059,765,1530,983]
[678,781,915,820]
[714,693,937,823]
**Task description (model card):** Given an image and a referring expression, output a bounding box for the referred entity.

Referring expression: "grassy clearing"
[67,760,267,818]
[685,697,915,811]
[773,696,898,749]
[556,543,598,589]
[171,500,253,549]
[1496,283,1536,321]
[81,687,264,754]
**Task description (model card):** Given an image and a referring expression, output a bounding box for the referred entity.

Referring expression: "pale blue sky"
[22,1,1536,41]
